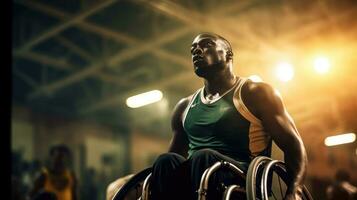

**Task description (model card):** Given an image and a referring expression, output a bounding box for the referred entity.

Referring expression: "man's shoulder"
[172,90,199,118]
[237,79,282,116]
[176,90,200,108]
[242,79,275,96]
[240,79,281,103]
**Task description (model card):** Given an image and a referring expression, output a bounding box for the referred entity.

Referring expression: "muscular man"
[150,32,307,200]
[29,145,77,200]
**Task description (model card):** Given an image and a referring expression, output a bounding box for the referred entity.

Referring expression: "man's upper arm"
[243,82,303,151]
[243,81,308,191]
[168,97,190,157]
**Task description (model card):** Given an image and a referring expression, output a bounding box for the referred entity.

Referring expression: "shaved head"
[193,32,233,55]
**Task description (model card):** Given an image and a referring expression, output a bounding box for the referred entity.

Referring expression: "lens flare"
[324,133,356,147]
[276,62,294,82]
[314,57,330,74]
[248,75,263,82]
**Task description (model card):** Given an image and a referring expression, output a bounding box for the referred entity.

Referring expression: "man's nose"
[193,47,203,55]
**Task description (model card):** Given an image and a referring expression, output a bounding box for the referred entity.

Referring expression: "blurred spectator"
[29,145,77,200]
[326,169,357,200]
[21,161,32,193]
[12,151,27,200]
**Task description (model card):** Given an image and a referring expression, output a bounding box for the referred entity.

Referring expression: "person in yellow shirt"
[29,145,77,200]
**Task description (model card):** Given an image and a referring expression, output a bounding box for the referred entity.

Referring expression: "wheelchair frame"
[112,156,313,200]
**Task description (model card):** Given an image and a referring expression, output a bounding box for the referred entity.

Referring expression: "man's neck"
[203,72,237,95]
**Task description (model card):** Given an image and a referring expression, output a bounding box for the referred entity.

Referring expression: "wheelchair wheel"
[112,167,152,200]
[222,185,246,200]
[260,160,313,200]
[246,156,273,200]
[198,161,246,200]
[246,157,313,200]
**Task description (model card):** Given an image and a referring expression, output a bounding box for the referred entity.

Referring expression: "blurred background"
[12,0,357,199]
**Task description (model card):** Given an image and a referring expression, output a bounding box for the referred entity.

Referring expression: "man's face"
[191,34,230,77]
[51,151,68,169]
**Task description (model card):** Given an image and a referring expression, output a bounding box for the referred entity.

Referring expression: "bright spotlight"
[126,90,163,108]
[324,133,356,147]
[276,62,294,82]
[314,57,330,74]
[248,75,263,82]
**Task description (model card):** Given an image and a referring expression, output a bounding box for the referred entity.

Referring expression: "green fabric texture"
[184,85,252,162]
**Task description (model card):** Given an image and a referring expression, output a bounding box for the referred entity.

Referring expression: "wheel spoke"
[278,174,284,198]
[271,190,278,200]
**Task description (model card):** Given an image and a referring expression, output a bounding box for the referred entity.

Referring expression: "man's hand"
[284,193,301,200]
[284,186,303,200]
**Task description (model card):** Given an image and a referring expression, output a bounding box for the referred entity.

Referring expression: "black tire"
[246,156,272,200]
[112,167,152,200]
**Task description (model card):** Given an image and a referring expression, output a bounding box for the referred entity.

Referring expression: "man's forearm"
[284,139,307,194]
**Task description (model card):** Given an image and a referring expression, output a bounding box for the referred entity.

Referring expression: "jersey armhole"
[233,78,262,125]
[181,88,202,129]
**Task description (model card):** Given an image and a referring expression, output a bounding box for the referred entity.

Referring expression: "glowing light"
[248,75,263,82]
[314,57,330,74]
[126,90,163,108]
[276,62,294,82]
[324,133,356,147]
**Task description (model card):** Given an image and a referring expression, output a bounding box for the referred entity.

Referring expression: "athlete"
[149,32,307,200]
[29,145,77,200]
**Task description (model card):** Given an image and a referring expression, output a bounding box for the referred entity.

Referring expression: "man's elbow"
[284,135,307,165]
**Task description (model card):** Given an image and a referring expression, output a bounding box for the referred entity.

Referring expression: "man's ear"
[226,50,233,60]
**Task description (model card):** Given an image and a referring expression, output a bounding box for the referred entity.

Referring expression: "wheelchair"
[112,156,313,200]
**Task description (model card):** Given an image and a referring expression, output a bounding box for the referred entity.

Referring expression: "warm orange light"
[324,133,356,147]
[126,90,163,108]
[248,75,263,82]
[275,62,294,82]
[314,57,330,74]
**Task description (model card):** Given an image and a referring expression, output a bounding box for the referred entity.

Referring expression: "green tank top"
[183,78,271,162]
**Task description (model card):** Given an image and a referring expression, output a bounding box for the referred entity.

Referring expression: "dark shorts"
[150,148,249,200]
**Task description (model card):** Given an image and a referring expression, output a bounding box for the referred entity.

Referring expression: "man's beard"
[194,61,225,78]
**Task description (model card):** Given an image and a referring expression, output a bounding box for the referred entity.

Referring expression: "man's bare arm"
[243,81,307,198]
[168,97,190,157]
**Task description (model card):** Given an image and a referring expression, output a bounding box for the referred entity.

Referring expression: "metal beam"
[53,35,133,85]
[15,51,72,71]
[141,0,281,56]
[13,67,39,88]
[53,36,133,86]
[13,0,117,56]
[28,27,191,98]
[15,0,137,44]
[96,72,131,85]
[81,70,195,114]
[54,35,94,62]
[18,0,192,92]
[16,0,191,67]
